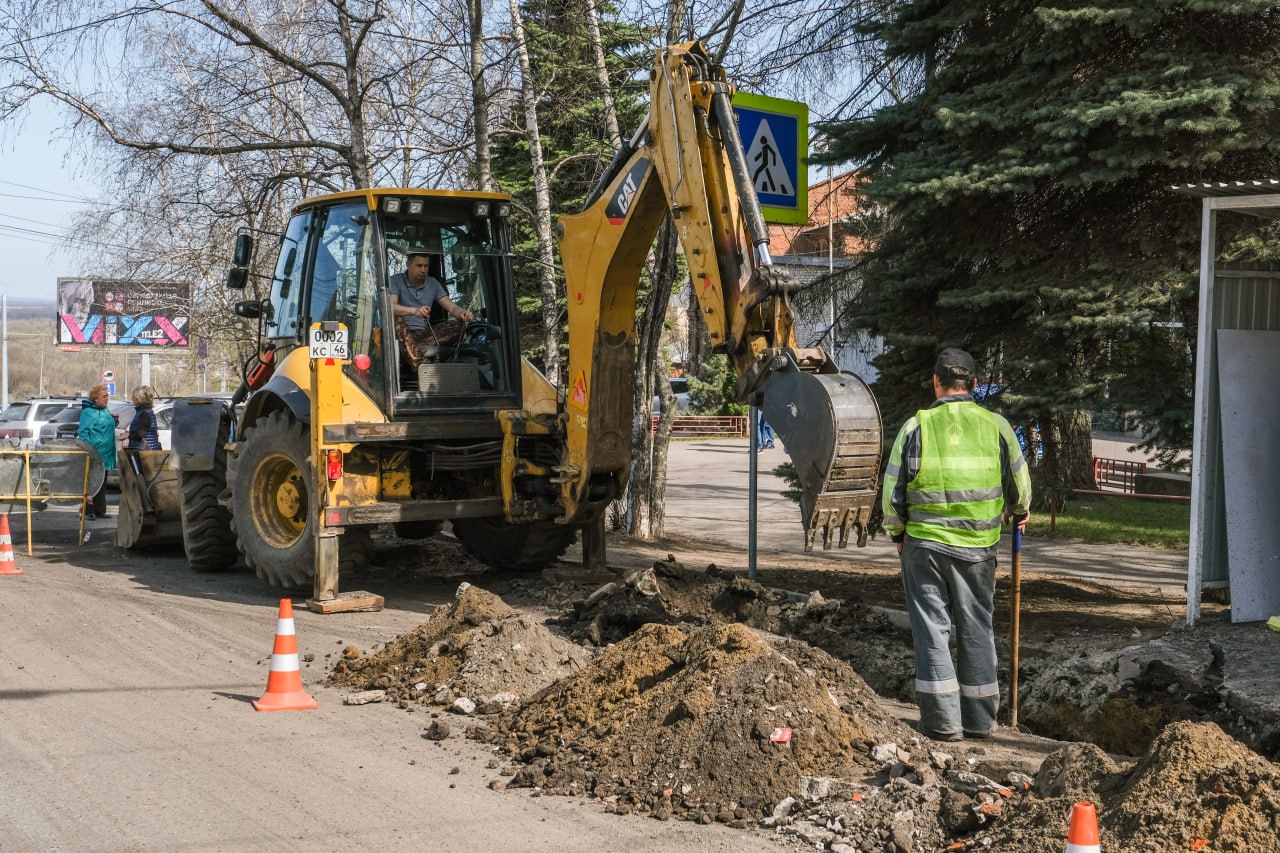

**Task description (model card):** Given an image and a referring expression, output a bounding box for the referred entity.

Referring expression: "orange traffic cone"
[1065,801,1101,852]
[252,599,317,712]
[0,514,22,575]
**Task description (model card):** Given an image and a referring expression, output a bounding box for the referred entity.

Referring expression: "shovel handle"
[1009,520,1023,728]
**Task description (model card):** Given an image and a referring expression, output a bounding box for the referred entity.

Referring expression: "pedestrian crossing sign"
[732,92,808,225]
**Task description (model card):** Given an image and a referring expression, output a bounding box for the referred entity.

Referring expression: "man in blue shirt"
[391,253,474,368]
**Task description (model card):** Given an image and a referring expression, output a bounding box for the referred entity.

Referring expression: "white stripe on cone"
[269,653,301,672]
[275,618,296,636]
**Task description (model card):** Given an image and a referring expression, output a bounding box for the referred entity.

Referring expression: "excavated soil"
[329,584,590,710]
[974,721,1280,851]
[332,542,1280,851]
[477,621,916,822]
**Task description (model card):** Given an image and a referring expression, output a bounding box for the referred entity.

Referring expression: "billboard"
[57,278,191,347]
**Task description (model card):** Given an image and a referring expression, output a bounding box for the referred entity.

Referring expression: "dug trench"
[329,530,1280,851]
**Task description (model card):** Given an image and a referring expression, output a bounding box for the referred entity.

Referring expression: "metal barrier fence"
[1092,456,1147,493]
[651,415,749,438]
[0,446,98,553]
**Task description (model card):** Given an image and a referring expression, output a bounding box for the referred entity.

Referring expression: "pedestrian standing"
[126,385,161,451]
[77,384,118,520]
[757,409,776,451]
[881,348,1031,741]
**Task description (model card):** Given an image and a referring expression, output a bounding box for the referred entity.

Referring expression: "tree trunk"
[335,0,370,188]
[1032,409,1095,509]
[507,0,561,387]
[627,218,679,539]
[468,0,492,191]
[582,0,621,151]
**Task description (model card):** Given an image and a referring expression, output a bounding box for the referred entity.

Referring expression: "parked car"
[40,399,176,450]
[651,377,692,414]
[0,397,78,448]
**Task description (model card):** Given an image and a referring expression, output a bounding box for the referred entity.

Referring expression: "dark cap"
[934,348,975,381]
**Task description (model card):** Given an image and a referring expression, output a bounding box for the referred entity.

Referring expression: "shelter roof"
[1173,180,1280,217]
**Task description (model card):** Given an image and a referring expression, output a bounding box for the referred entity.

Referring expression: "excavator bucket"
[116,448,184,549]
[758,353,882,551]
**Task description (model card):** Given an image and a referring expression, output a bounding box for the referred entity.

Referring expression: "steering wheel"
[451,321,499,364]
[462,321,497,344]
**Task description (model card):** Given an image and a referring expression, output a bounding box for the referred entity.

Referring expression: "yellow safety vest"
[905,402,1005,548]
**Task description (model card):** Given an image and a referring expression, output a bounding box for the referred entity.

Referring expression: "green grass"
[1027,494,1190,549]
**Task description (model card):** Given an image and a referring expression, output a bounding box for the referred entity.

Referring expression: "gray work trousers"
[900,541,999,737]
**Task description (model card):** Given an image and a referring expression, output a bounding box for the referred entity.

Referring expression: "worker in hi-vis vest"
[881,348,1032,741]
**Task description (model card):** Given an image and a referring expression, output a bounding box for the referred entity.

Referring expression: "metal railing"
[651,414,749,438]
[1092,456,1147,493]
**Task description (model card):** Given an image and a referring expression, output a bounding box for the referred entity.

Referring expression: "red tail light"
[325,449,343,481]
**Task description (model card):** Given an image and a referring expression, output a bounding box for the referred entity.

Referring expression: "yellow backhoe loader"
[130,42,882,603]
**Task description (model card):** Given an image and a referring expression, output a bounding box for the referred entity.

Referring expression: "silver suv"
[0,397,78,448]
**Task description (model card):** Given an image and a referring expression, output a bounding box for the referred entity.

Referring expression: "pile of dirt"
[974,721,1280,850]
[324,572,1280,851]
[566,558,800,644]
[477,620,917,825]
[330,584,590,710]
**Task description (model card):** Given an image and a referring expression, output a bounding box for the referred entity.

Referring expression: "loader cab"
[259,190,521,418]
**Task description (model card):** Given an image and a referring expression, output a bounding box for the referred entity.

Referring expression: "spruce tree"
[824,0,1280,505]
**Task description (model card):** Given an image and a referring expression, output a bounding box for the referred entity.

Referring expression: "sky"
[0,98,93,304]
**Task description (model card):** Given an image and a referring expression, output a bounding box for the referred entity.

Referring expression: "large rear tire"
[450,517,578,573]
[229,410,368,589]
[179,413,238,571]
[180,470,238,570]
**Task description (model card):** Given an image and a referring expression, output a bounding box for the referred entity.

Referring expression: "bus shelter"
[1174,180,1280,624]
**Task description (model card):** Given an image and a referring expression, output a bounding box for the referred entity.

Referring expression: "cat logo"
[605,158,651,224]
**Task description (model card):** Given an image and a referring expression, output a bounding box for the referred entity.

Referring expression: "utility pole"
[2,293,8,410]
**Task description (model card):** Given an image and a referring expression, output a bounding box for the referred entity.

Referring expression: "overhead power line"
[0,179,84,201]
[0,191,105,205]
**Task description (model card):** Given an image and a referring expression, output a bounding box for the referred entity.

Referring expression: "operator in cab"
[391,252,474,369]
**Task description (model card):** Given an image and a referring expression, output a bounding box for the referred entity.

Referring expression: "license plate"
[309,326,349,360]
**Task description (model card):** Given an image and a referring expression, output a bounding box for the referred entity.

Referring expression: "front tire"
[450,517,578,573]
[230,410,368,589]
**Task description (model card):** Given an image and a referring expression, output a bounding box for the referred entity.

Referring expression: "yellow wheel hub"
[252,452,308,549]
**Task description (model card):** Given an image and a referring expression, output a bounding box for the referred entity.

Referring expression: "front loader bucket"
[759,357,882,551]
[116,449,184,549]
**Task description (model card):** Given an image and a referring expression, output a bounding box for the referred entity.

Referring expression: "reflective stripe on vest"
[905,402,1004,548]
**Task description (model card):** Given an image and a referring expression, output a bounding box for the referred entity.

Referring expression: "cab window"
[264,211,311,340]
[309,203,387,404]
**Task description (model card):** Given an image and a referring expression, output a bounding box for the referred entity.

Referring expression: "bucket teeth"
[804,500,874,552]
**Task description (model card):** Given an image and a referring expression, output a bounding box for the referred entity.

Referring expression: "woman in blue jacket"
[77,384,117,519]
[126,385,161,451]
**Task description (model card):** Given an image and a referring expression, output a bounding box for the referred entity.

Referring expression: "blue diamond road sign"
[733,92,808,225]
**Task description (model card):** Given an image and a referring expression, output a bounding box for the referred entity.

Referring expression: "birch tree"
[505,0,562,387]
